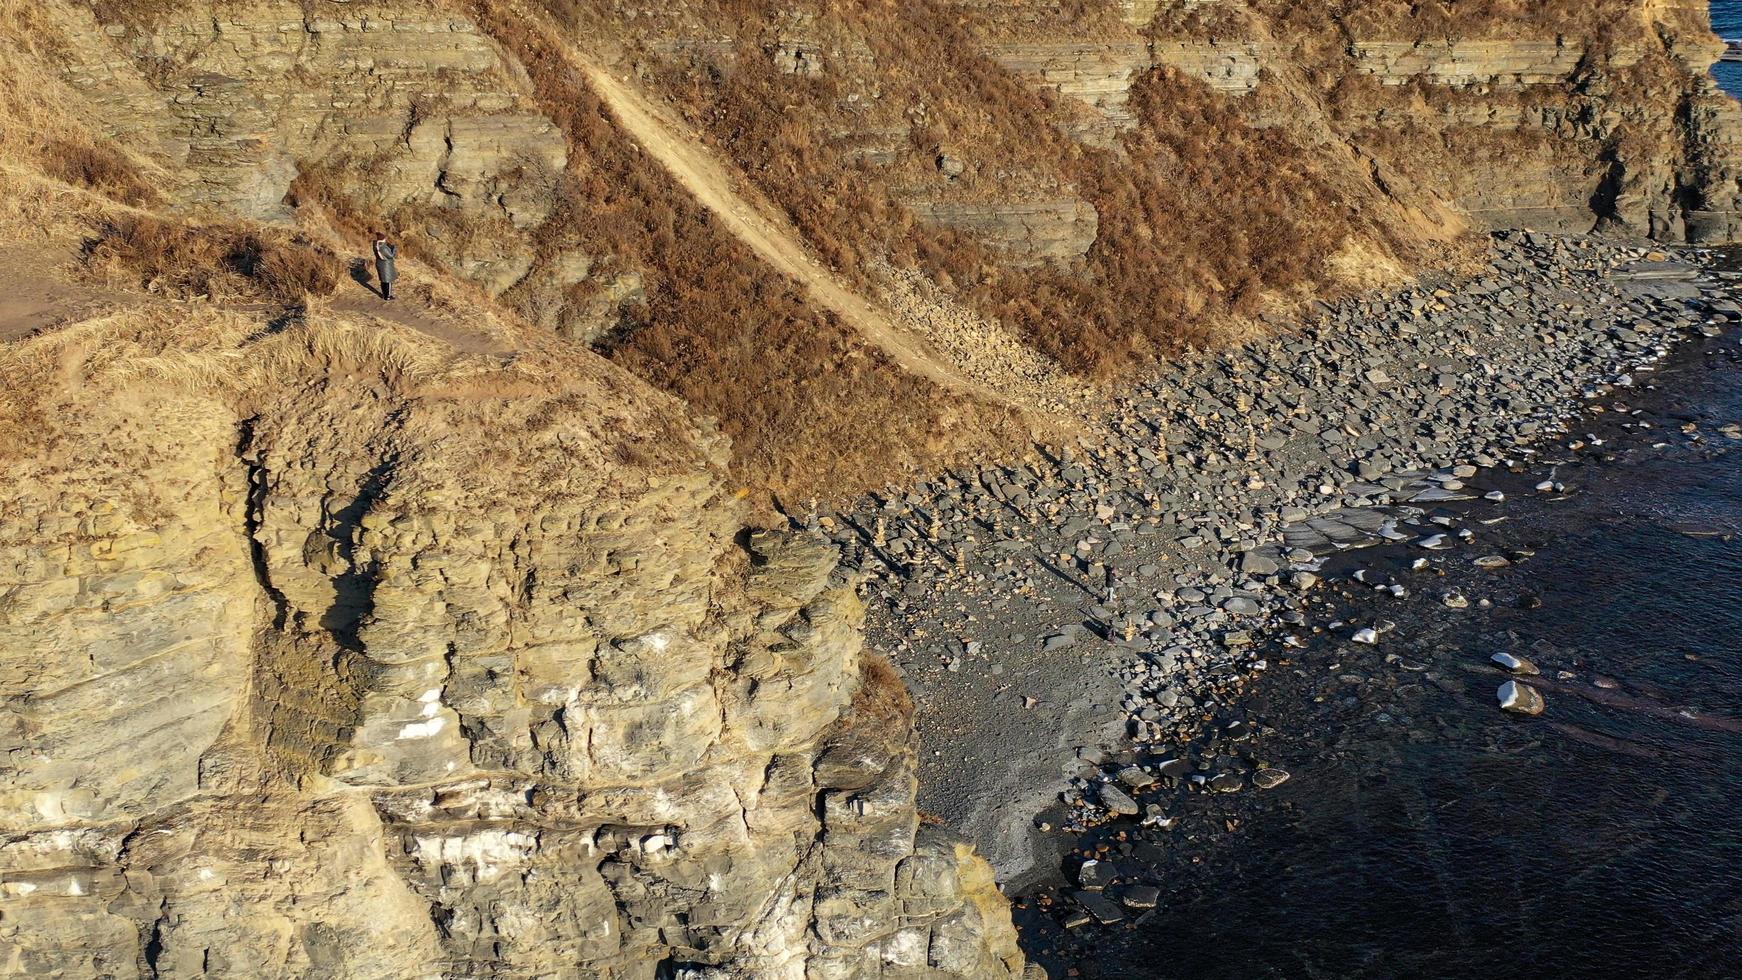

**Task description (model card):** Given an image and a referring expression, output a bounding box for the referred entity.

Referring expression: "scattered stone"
[1252,768,1291,790]
[1074,890,1127,925]
[1076,859,1113,890]
[1099,783,1140,815]
[1208,773,1244,793]
[1497,679,1546,716]
[1116,766,1155,789]
[1352,627,1379,645]
[1491,651,1540,675]
[1119,885,1162,910]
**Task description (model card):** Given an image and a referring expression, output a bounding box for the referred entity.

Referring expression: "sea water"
[1030,321,1742,980]
[1714,0,1742,96]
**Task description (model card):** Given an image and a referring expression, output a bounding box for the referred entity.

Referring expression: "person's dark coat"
[373,240,398,284]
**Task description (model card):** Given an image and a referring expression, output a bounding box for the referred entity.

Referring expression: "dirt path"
[573,57,984,395]
[329,276,508,356]
[0,244,508,357]
[0,247,128,342]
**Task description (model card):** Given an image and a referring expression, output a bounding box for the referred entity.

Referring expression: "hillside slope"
[28,0,1742,496]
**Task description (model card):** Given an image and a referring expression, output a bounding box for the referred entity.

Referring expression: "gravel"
[814,232,1735,885]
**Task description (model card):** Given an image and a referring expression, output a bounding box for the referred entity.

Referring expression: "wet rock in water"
[1075,890,1127,925]
[1120,885,1162,910]
[1474,555,1512,569]
[1099,783,1141,815]
[1352,627,1380,645]
[1498,679,1546,716]
[1443,590,1470,609]
[1076,859,1114,890]
[1252,768,1291,790]
[1209,772,1245,793]
[1491,651,1540,675]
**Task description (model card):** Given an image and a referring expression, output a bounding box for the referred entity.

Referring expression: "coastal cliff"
[3,1,1741,977]
[0,310,1027,978]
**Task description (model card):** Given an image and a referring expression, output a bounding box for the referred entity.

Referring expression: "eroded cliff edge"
[0,312,1028,978]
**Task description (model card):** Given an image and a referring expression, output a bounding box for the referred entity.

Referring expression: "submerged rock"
[1253,768,1292,790]
[1498,679,1547,716]
[1492,651,1541,675]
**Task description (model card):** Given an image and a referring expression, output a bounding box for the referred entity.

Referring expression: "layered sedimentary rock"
[0,313,1028,978]
[7,1,1742,973]
[970,0,1742,240]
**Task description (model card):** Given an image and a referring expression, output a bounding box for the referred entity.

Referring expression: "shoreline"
[1016,321,1742,975]
[818,231,1739,897]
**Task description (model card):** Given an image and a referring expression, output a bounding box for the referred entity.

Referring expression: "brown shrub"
[39,139,158,205]
[544,0,1424,377]
[85,215,341,303]
[847,650,915,728]
[463,0,1023,500]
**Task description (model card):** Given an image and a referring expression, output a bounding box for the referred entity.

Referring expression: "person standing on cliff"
[372,230,398,300]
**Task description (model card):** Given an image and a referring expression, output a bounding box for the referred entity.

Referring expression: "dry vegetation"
[546,0,1429,376]
[83,215,343,303]
[6,0,1719,502]
[461,0,1024,498]
[37,139,159,207]
[1251,0,1691,41]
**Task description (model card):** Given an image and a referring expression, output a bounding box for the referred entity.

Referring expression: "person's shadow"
[349,258,383,298]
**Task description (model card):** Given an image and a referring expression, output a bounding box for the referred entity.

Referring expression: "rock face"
[974,0,1742,241]
[0,313,1027,978]
[908,198,1100,267]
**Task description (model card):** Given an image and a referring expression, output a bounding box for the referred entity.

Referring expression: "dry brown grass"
[847,650,915,728]
[462,0,1023,499]
[83,214,343,303]
[565,0,1427,376]
[37,139,159,206]
[0,1,172,238]
[1252,0,1674,40]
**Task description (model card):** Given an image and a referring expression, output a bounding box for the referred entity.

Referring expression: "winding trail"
[572,56,985,395]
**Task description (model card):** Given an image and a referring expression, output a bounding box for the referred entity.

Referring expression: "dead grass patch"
[460,0,1024,499]
[539,0,1432,379]
[84,215,342,303]
[38,138,159,206]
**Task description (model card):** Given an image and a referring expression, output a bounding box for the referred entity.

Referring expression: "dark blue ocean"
[1714,0,1742,95]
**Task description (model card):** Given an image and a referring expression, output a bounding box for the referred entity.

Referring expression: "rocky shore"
[815,231,1740,904]
[1015,318,1742,976]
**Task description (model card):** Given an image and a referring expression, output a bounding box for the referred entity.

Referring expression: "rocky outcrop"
[52,1,599,321]
[909,198,1099,267]
[970,1,1742,243]
[0,312,1029,978]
